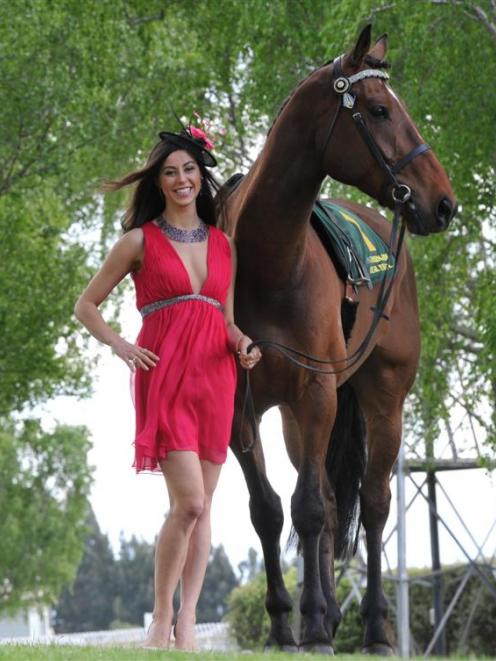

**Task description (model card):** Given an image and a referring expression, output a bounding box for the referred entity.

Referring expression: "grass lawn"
[0,645,489,661]
[0,647,392,661]
[0,647,481,661]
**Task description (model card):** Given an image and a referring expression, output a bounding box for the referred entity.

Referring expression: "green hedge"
[227,568,297,650]
[227,563,496,655]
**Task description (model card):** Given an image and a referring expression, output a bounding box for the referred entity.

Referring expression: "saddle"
[311,200,394,290]
[222,174,394,296]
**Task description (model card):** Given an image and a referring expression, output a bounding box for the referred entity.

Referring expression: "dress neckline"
[151,221,211,296]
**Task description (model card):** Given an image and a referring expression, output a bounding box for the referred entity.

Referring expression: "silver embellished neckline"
[157,215,208,243]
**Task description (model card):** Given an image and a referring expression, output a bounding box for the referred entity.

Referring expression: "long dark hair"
[104,137,221,232]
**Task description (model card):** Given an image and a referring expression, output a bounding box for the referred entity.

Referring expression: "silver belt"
[140,294,224,318]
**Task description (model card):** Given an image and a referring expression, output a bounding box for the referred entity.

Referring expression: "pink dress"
[131,221,237,471]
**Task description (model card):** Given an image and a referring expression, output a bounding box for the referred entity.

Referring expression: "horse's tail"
[326,382,367,560]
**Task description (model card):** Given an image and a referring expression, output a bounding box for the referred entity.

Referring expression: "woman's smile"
[174,185,194,198]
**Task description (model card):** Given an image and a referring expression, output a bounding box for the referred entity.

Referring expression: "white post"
[396,440,410,657]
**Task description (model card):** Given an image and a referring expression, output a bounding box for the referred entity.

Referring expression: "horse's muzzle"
[435,196,457,230]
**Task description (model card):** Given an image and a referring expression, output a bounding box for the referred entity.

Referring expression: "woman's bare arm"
[224,235,261,370]
[74,228,159,371]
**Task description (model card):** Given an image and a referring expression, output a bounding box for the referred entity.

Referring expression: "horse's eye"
[369,105,389,119]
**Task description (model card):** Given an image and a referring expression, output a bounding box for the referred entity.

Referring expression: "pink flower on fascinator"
[189,126,215,151]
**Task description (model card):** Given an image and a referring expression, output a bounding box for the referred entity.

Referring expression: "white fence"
[0,621,238,651]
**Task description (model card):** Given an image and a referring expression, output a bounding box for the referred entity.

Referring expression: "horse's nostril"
[436,197,454,229]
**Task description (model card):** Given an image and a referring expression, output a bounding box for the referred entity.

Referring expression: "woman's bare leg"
[143,451,205,649]
[174,460,222,651]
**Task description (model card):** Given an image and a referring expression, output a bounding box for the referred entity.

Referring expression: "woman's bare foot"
[142,614,173,649]
[173,611,197,652]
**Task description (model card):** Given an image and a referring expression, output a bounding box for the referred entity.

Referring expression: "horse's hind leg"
[320,479,342,638]
[231,420,297,651]
[353,362,414,655]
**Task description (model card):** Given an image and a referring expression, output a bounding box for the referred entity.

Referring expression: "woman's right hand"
[237,335,262,370]
[110,337,160,372]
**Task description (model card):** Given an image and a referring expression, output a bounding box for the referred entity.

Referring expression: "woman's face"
[158,150,202,210]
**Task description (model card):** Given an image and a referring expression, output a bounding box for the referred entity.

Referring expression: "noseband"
[323,55,431,208]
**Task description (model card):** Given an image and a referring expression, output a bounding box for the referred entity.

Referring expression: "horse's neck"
[234,93,323,263]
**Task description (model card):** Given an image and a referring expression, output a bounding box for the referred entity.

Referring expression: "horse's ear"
[350,24,372,67]
[368,33,388,62]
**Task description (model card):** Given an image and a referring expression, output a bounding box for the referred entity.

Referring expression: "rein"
[238,55,429,452]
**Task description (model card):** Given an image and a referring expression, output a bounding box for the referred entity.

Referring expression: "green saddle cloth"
[311,200,395,287]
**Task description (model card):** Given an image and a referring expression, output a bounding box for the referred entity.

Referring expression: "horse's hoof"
[299,643,334,655]
[362,643,395,656]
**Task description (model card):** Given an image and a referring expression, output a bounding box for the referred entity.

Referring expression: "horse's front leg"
[231,414,297,651]
[281,405,342,641]
[290,379,337,653]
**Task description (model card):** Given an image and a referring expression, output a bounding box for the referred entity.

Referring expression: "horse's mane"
[267,55,390,137]
[267,60,332,136]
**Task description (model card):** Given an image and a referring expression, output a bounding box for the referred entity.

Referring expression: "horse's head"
[317,25,457,235]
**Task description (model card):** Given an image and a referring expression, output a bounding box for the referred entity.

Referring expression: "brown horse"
[220,25,456,654]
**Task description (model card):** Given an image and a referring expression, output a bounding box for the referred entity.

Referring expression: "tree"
[54,508,116,633]
[0,421,92,614]
[238,547,264,584]
[0,193,92,416]
[112,535,155,627]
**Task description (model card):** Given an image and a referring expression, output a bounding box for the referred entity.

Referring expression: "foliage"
[0,421,92,614]
[227,567,297,650]
[55,509,116,633]
[337,565,496,655]
[406,566,496,656]
[0,193,92,416]
[332,580,363,653]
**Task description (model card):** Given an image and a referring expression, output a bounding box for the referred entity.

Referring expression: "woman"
[74,125,261,650]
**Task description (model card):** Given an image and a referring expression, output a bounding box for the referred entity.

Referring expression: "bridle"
[323,55,432,211]
[238,56,431,452]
